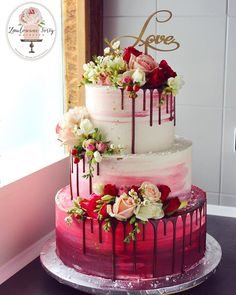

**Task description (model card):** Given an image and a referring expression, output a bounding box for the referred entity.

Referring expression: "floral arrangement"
[65,182,187,242]
[80,41,184,98]
[56,107,124,177]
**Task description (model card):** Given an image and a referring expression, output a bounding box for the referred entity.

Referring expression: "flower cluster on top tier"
[65,182,187,243]
[56,107,124,177]
[19,7,44,26]
[80,41,184,98]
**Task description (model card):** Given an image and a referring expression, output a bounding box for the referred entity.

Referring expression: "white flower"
[167,76,185,95]
[132,68,146,86]
[112,40,120,49]
[65,216,73,225]
[110,144,115,149]
[79,118,94,136]
[135,203,164,222]
[93,183,104,195]
[104,47,110,55]
[94,151,102,163]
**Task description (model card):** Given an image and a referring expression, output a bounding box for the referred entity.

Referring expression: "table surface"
[1,215,236,295]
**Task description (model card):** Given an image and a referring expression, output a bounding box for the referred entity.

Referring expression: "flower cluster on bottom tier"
[56,185,206,280]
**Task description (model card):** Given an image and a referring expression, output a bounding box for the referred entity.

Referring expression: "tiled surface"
[207,192,220,205]
[176,106,222,193]
[103,2,236,207]
[220,193,236,207]
[221,108,236,195]
[157,0,227,16]
[228,0,236,16]
[154,16,226,107]
[104,0,156,17]
[225,17,236,107]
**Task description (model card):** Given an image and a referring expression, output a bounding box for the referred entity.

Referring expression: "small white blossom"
[167,76,185,96]
[94,151,102,163]
[65,216,73,225]
[93,183,104,195]
[104,47,110,55]
[112,40,120,49]
[132,68,146,86]
[110,143,115,149]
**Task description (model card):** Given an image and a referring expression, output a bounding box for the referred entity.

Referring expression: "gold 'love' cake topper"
[105,10,180,53]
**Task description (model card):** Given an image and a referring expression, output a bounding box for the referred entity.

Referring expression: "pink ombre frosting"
[85,85,175,154]
[71,137,192,199]
[55,185,206,280]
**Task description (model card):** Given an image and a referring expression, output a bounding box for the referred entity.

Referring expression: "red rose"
[79,199,89,211]
[104,184,118,196]
[123,46,142,63]
[164,197,181,215]
[86,194,108,219]
[131,185,139,193]
[159,60,177,79]
[147,68,166,87]
[158,185,171,203]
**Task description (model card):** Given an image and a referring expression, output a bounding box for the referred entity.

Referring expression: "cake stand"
[40,234,221,295]
[21,39,42,53]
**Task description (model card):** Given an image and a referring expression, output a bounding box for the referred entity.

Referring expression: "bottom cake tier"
[56,185,206,281]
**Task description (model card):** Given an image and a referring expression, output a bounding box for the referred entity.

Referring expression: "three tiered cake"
[55,42,207,282]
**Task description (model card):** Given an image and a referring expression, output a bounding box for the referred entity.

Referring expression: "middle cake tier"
[70,137,192,199]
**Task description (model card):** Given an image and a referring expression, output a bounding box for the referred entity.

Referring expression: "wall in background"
[103,0,236,207]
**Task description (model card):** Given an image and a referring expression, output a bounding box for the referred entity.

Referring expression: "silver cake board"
[40,234,222,295]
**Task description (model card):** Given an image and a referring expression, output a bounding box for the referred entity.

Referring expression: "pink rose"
[108,194,136,221]
[129,54,158,73]
[140,182,161,202]
[86,143,96,151]
[96,142,108,153]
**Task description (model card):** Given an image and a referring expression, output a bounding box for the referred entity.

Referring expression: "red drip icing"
[131,97,135,154]
[70,155,73,200]
[158,91,162,125]
[190,212,193,246]
[123,223,127,252]
[99,221,103,243]
[71,155,74,174]
[150,90,153,126]
[120,88,124,110]
[181,215,186,272]
[89,176,92,194]
[199,207,202,253]
[173,96,176,126]
[76,163,79,196]
[133,238,137,273]
[82,155,85,173]
[166,95,169,113]
[111,221,118,281]
[90,219,94,233]
[170,94,173,121]
[97,163,100,176]
[172,219,177,273]
[196,209,198,225]
[143,89,146,111]
[150,220,158,277]
[142,223,146,241]
[163,220,167,236]
[82,218,86,254]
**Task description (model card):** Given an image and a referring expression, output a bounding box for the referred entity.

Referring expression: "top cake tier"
[86,85,176,154]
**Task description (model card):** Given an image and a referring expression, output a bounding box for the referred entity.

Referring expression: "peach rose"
[129,53,158,73]
[140,182,161,202]
[107,193,136,221]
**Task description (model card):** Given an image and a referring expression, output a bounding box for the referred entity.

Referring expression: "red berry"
[74,157,80,164]
[133,84,140,92]
[126,85,133,91]
[71,149,77,156]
